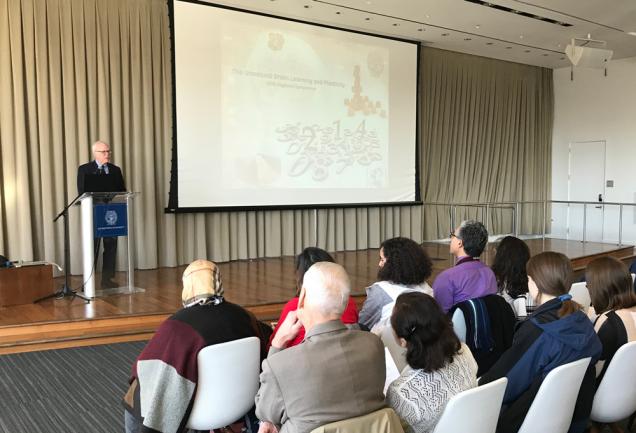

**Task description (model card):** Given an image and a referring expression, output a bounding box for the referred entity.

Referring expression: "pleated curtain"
[0,0,552,273]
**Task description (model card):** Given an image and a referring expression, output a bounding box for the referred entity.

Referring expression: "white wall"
[552,56,636,243]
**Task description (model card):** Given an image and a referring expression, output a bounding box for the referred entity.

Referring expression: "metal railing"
[423,200,636,246]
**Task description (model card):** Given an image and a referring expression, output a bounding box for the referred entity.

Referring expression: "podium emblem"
[105,210,118,226]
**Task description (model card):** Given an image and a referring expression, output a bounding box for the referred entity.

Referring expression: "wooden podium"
[0,265,54,307]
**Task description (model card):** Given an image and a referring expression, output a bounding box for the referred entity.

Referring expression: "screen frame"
[166,0,422,213]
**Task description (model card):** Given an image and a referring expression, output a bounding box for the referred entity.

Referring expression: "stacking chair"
[186,336,261,430]
[451,308,467,342]
[590,342,636,427]
[432,377,507,433]
[569,282,591,312]
[517,358,591,433]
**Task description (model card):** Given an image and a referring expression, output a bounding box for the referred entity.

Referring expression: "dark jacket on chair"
[450,294,516,376]
[479,298,602,433]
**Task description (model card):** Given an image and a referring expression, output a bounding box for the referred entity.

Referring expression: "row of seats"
[184,338,636,433]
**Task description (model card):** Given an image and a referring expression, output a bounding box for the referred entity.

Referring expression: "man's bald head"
[301,262,350,318]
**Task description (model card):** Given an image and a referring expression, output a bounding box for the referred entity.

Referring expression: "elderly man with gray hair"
[255,262,386,433]
[433,219,497,313]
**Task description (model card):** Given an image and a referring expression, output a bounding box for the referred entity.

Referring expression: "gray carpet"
[0,341,146,433]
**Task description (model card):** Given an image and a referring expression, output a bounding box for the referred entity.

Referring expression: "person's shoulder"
[78,161,95,172]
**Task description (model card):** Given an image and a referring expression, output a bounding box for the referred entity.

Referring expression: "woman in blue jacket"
[479,251,602,433]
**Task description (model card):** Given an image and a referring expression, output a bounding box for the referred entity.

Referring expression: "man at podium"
[77,140,126,288]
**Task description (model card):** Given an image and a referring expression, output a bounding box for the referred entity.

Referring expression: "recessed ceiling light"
[336,11,340,14]
[506,46,512,49]
[628,31,636,36]
[557,43,562,47]
[365,17,370,21]
[418,28,424,32]
[560,57,566,60]
[519,35,524,39]
[486,42,494,45]
[425,14,430,19]
[475,25,481,29]
[304,4,309,8]
[464,38,472,41]
[393,23,399,26]
[441,33,449,36]
[524,49,531,53]
[542,53,548,56]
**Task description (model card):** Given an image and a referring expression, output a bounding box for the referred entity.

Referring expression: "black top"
[77,161,126,195]
[594,310,628,384]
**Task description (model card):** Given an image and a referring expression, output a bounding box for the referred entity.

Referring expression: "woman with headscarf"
[123,259,268,433]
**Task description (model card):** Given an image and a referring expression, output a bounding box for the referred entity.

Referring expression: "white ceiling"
[197,0,636,68]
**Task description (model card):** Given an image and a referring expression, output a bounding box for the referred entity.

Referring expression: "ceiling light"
[441,33,449,36]
[524,49,531,53]
[418,28,424,32]
[519,35,524,39]
[365,17,370,20]
[542,53,548,56]
[506,46,512,49]
[393,23,399,26]
[486,42,494,45]
[336,11,340,14]
[475,25,481,29]
[464,38,472,41]
[425,14,430,19]
[628,32,636,36]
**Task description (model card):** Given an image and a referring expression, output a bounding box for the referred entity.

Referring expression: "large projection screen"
[168,0,420,211]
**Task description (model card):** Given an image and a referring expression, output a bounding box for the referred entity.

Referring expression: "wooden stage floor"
[1,238,634,353]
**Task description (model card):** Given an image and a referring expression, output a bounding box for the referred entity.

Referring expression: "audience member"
[359,237,433,333]
[255,262,386,433]
[269,247,358,348]
[123,260,268,433]
[479,252,602,433]
[386,292,478,433]
[491,236,534,319]
[433,220,497,313]
[586,256,636,383]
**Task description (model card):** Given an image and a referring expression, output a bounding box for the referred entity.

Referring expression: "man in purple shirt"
[433,220,497,313]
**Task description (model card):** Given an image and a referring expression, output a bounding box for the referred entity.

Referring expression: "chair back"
[451,308,467,343]
[310,407,404,433]
[186,336,261,430]
[517,357,591,433]
[591,341,636,423]
[432,378,507,433]
[569,282,591,310]
[379,324,407,373]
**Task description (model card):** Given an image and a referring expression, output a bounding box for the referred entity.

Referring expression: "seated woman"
[491,236,534,319]
[269,247,358,348]
[359,237,433,334]
[586,256,636,383]
[479,252,602,433]
[123,260,269,433]
[386,292,478,433]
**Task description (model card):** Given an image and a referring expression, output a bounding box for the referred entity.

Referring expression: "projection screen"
[168,0,420,211]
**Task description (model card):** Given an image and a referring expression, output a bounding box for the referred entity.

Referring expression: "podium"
[79,192,137,298]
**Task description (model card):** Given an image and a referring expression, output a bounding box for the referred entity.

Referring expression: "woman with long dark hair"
[386,292,477,433]
[480,252,602,433]
[586,256,636,383]
[358,237,433,333]
[268,247,358,348]
[491,236,533,319]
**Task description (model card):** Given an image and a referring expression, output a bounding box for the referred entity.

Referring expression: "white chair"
[451,308,467,343]
[432,377,507,433]
[569,281,591,310]
[517,357,591,433]
[591,341,636,424]
[379,324,408,373]
[187,336,261,430]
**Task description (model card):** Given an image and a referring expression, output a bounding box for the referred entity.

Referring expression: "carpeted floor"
[0,341,145,433]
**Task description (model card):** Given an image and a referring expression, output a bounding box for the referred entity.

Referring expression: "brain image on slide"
[221,26,389,189]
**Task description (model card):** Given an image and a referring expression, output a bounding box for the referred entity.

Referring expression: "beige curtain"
[419,48,553,239]
[0,0,552,272]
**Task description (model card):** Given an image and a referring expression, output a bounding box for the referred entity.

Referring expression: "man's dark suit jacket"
[77,161,126,194]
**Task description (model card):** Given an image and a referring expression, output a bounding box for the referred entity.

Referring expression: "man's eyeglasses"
[450,232,460,239]
[95,150,111,154]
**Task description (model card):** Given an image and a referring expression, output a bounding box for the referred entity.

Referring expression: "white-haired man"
[77,140,126,288]
[255,262,386,433]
